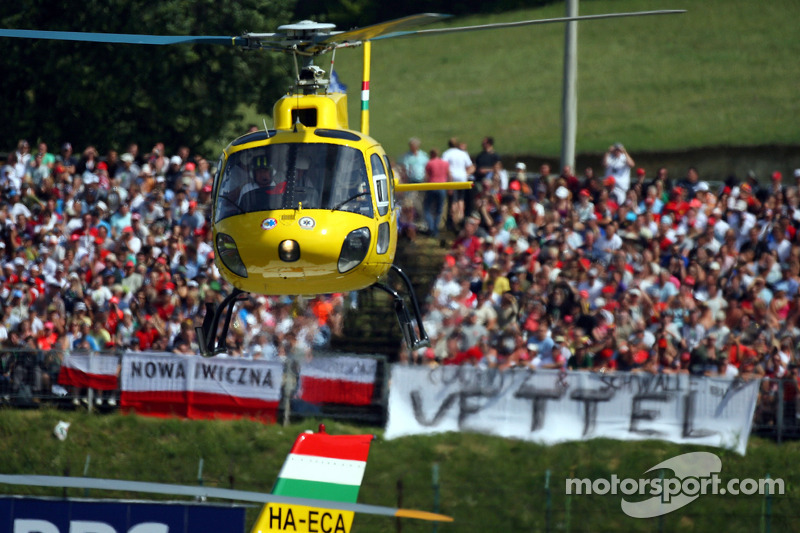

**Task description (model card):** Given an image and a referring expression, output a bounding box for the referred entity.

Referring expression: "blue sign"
[0,497,246,533]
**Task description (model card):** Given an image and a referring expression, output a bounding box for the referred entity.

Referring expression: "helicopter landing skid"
[373,265,430,351]
[196,287,247,357]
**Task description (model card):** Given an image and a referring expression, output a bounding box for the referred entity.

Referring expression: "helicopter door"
[370,154,390,217]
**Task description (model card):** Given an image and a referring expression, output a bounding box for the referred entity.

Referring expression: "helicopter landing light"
[216,233,248,278]
[338,227,370,273]
[279,240,301,262]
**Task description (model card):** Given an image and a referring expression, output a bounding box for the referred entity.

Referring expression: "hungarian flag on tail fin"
[252,427,373,533]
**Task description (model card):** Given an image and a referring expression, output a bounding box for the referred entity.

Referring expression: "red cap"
[772,171,782,181]
[185,162,196,172]
[603,176,615,187]
[658,338,668,348]
[636,168,646,176]
[634,350,649,364]
[510,181,521,191]
[741,183,751,192]
[580,188,591,197]
[579,289,589,299]
[202,185,212,193]
[684,276,695,286]
[97,161,108,171]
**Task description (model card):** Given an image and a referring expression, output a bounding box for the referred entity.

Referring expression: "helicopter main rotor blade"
[0,28,250,46]
[317,13,450,45]
[372,10,685,41]
[0,474,453,523]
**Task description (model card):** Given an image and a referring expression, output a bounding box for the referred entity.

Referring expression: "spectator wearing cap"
[115,153,140,189]
[165,155,183,190]
[178,200,203,233]
[109,202,132,237]
[604,143,635,205]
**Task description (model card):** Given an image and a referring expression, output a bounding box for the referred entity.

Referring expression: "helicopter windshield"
[214,143,372,221]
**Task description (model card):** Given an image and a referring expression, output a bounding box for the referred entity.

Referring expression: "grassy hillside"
[308,0,800,159]
[1,410,798,532]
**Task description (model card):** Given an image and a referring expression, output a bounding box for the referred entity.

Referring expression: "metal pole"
[776,381,784,444]
[763,473,772,533]
[560,0,578,172]
[83,455,91,498]
[545,469,552,533]
[197,457,206,502]
[396,478,403,533]
[432,463,440,533]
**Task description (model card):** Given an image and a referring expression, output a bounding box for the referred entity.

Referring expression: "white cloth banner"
[121,352,282,401]
[62,353,120,377]
[386,366,759,455]
[300,356,377,383]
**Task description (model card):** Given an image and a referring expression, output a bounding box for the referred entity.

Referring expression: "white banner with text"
[120,352,283,422]
[386,366,759,454]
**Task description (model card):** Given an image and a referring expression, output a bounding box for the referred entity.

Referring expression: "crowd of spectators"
[4,132,800,407]
[0,138,344,388]
[399,136,800,398]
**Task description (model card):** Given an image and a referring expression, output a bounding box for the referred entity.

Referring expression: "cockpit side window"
[214,143,372,221]
[370,153,389,217]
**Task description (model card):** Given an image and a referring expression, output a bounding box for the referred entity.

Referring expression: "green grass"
[1,409,798,532]
[275,0,800,160]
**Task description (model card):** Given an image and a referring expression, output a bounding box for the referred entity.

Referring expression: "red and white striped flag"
[57,353,120,390]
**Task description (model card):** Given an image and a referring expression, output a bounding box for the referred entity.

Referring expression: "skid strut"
[373,265,430,351]
[196,287,246,357]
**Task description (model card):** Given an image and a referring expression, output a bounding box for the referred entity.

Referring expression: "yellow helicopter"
[0,10,684,357]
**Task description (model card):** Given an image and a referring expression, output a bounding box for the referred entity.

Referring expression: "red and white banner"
[120,352,283,422]
[298,356,378,405]
[57,354,120,391]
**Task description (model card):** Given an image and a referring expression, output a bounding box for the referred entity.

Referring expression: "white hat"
[555,186,569,199]
[516,162,527,171]
[794,168,800,179]
[696,181,709,192]
[170,155,182,166]
[121,153,134,163]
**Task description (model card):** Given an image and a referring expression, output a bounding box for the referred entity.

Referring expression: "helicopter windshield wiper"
[331,192,368,212]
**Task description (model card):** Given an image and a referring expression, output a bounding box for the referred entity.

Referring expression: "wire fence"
[2,348,798,441]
